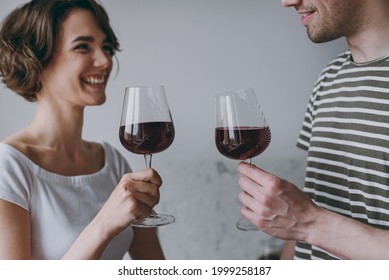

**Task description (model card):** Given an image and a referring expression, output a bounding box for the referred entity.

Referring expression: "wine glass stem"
[143,153,157,216]
[144,154,153,168]
[244,158,252,165]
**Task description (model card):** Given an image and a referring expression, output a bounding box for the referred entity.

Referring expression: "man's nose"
[281,0,301,8]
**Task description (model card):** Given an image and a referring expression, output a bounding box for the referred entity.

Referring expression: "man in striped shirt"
[237,0,389,259]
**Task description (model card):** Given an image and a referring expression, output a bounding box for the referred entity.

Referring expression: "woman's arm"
[62,169,162,259]
[0,200,31,259]
[0,168,162,260]
[129,227,165,260]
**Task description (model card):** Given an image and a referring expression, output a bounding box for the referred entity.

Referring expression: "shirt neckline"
[0,141,110,184]
[348,50,389,67]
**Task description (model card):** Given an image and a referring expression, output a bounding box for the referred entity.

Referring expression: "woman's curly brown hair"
[0,0,120,102]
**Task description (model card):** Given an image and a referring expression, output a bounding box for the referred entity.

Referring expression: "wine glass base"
[131,213,175,228]
[236,218,259,231]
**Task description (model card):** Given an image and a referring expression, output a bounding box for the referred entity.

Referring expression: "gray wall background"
[0,0,347,259]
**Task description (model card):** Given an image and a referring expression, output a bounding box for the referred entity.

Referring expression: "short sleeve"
[0,144,33,211]
[296,92,315,151]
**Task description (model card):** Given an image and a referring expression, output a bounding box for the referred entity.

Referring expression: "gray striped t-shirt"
[296,50,389,259]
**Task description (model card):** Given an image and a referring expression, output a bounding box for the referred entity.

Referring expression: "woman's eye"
[74,43,90,52]
[103,44,114,56]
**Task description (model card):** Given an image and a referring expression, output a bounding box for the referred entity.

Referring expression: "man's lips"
[299,10,316,26]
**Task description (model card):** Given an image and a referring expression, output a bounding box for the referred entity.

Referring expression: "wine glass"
[215,88,271,231]
[119,86,175,227]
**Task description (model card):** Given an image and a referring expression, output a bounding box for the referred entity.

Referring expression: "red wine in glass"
[119,121,175,155]
[215,126,271,161]
[215,88,271,231]
[119,86,175,227]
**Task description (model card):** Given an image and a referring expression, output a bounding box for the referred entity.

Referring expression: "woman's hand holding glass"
[94,169,162,237]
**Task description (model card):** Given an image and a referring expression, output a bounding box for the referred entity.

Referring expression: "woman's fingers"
[122,168,162,186]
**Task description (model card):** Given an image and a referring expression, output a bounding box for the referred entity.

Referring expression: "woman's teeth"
[83,76,105,85]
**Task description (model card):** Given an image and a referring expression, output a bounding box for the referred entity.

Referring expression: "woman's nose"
[93,49,111,69]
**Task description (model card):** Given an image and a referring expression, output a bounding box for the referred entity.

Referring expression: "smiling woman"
[0,0,166,260]
[0,0,119,102]
[40,8,113,107]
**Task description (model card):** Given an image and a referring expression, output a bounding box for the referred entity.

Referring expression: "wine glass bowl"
[119,121,175,157]
[215,126,271,161]
[119,86,175,227]
[215,88,271,231]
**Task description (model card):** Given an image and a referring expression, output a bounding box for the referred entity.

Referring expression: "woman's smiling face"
[39,8,114,107]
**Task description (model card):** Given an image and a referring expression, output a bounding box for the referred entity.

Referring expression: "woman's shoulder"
[2,131,27,149]
[96,141,122,160]
[0,140,34,173]
[0,136,28,162]
[2,131,51,172]
[1,129,40,159]
[96,141,131,173]
[0,141,34,189]
[0,140,35,212]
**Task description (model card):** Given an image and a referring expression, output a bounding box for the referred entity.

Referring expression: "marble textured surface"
[143,156,307,260]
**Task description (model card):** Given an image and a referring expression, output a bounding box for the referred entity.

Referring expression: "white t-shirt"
[0,142,133,259]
